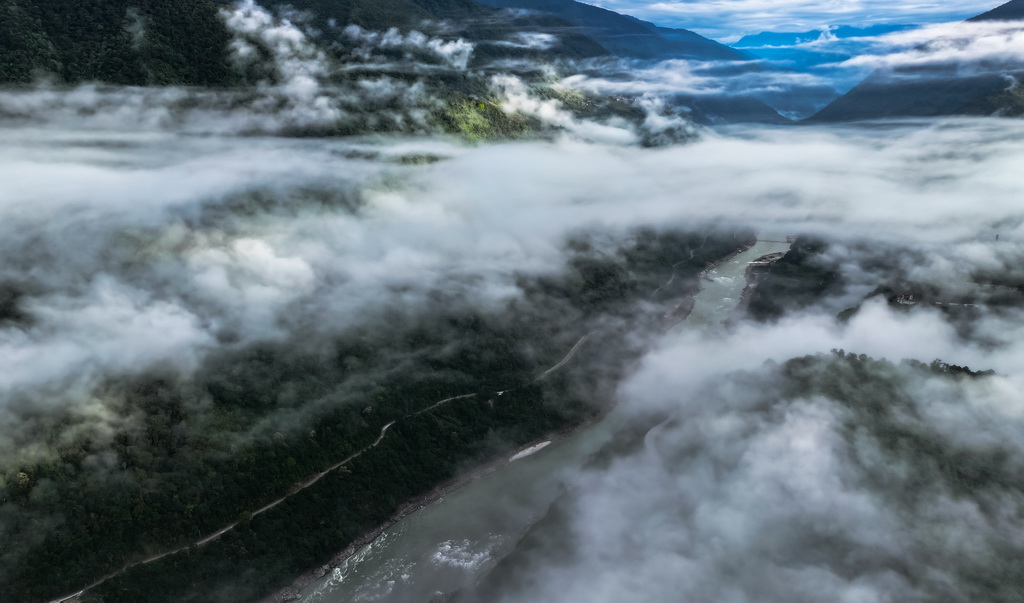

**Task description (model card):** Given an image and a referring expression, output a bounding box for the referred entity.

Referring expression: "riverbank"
[261,411,609,603]
[664,234,758,328]
[735,251,787,318]
[262,235,757,603]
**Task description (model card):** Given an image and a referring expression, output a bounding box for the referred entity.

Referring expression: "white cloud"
[833,20,1024,73]
[343,25,475,69]
[586,0,1001,40]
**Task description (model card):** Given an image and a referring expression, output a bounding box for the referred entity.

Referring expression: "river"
[291,235,791,603]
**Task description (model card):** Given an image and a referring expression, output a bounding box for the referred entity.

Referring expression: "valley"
[2,1,1024,602]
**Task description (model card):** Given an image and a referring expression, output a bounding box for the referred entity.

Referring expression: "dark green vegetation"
[0,0,711,137]
[0,0,235,85]
[747,236,842,320]
[746,235,1024,328]
[0,0,789,130]
[809,0,1024,122]
[0,224,752,603]
[0,0,604,87]
[0,0,753,87]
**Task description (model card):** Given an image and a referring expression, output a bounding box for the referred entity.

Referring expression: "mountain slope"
[470,0,785,123]
[0,0,234,85]
[970,0,1024,21]
[474,0,747,61]
[808,0,1024,122]
[0,0,609,86]
[277,0,610,61]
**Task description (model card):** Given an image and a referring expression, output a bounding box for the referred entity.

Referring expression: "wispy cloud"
[832,20,1024,72]
[586,0,1001,40]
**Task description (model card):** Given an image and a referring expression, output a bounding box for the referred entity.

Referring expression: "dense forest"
[747,235,1024,324]
[0,0,235,85]
[746,236,843,321]
[0,0,608,86]
[0,226,752,602]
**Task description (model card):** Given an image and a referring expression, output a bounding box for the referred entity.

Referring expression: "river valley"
[290,236,790,603]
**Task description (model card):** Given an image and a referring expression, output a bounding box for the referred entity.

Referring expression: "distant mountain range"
[472,0,787,124]
[734,25,915,71]
[808,0,1024,122]
[736,25,911,49]
[475,0,748,61]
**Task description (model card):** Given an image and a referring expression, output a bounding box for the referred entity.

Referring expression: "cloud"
[832,21,1024,74]
[3,116,1023,422]
[0,1,483,136]
[491,75,641,144]
[458,295,1024,602]
[584,0,1001,41]
[342,25,475,69]
[5,62,1024,600]
[491,32,562,51]
[563,57,833,98]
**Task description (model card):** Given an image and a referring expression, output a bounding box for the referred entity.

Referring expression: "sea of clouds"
[3,2,1024,601]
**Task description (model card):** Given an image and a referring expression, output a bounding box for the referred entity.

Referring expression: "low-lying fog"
[4,83,1024,603]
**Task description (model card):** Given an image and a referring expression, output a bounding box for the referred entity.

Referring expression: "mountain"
[0,0,745,87]
[807,0,1024,122]
[475,0,748,61]
[266,0,610,61]
[971,0,1024,20]
[0,0,786,125]
[470,0,788,123]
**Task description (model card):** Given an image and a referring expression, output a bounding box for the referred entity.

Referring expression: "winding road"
[50,421,398,603]
[49,330,597,603]
[50,236,741,603]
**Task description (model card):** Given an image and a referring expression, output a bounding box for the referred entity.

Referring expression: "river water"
[293,235,790,603]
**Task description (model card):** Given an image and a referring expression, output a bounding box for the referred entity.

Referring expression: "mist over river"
[293,236,782,602]
[6,111,1024,603]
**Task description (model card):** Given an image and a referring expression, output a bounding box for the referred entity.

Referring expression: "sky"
[588,0,1007,41]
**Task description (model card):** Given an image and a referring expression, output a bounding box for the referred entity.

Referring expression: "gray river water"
[294,236,791,603]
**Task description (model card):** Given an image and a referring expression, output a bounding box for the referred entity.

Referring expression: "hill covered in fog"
[0,0,745,85]
[0,0,791,126]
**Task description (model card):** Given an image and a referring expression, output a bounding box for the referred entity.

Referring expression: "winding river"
[291,235,791,603]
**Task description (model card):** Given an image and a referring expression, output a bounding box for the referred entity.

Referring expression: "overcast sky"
[588,0,1007,41]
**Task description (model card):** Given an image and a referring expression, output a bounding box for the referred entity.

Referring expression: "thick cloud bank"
[465,347,1024,602]
[2,117,1024,459]
[4,61,1024,599]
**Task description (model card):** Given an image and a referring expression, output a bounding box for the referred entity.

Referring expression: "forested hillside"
[0,0,609,86]
[0,220,752,602]
[0,0,234,85]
